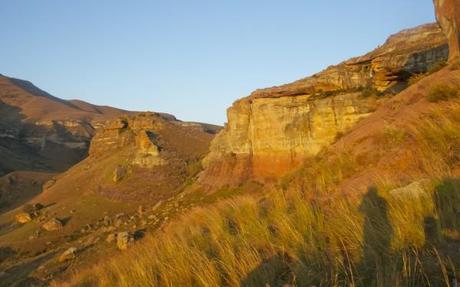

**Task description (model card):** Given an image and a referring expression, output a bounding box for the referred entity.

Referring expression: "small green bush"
[383,124,406,145]
[427,84,459,103]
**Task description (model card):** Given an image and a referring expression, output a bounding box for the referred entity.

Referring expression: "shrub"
[361,86,383,98]
[427,84,459,102]
[22,204,34,214]
[383,124,406,145]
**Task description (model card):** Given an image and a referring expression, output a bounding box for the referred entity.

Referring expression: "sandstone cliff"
[200,24,449,187]
[434,0,460,62]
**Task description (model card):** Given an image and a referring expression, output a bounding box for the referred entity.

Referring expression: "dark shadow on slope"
[358,186,394,285]
[0,172,54,215]
[0,246,16,266]
[241,253,296,287]
[0,250,57,287]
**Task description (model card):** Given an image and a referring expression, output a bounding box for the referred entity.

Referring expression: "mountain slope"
[0,112,220,286]
[0,74,131,176]
[62,64,460,287]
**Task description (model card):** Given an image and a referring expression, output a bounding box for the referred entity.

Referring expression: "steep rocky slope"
[200,23,449,187]
[0,75,131,176]
[0,112,219,285]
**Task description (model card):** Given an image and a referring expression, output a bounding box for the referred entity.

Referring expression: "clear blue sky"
[1,0,435,125]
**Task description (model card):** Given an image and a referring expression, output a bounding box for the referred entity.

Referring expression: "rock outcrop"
[59,247,77,262]
[116,231,134,250]
[200,24,449,187]
[39,112,220,201]
[42,218,63,231]
[15,212,32,224]
[89,114,168,168]
[434,0,460,62]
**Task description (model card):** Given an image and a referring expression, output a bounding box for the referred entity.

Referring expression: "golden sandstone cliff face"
[200,24,449,187]
[434,0,460,62]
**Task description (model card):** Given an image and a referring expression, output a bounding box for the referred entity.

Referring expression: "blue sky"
[1,1,435,124]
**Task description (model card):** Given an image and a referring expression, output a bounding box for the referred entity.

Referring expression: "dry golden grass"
[58,181,459,287]
[58,82,460,287]
[58,175,460,287]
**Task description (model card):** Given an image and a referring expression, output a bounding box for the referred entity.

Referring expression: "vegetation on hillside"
[59,179,459,287]
[60,92,460,287]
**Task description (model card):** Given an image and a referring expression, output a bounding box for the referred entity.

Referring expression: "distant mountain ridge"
[0,74,132,176]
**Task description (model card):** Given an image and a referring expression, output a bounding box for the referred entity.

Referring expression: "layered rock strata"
[200,24,449,187]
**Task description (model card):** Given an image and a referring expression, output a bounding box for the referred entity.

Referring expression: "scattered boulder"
[42,218,63,231]
[7,174,16,184]
[114,219,122,228]
[103,215,112,226]
[112,166,126,183]
[138,205,145,215]
[101,226,116,233]
[116,231,134,250]
[15,212,32,224]
[59,247,77,262]
[106,233,117,243]
[390,180,430,198]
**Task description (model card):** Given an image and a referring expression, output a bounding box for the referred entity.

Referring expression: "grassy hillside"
[58,67,460,286]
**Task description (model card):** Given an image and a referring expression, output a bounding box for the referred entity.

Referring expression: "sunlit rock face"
[434,0,460,62]
[200,24,449,187]
[89,115,165,168]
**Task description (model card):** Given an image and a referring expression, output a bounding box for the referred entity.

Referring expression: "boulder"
[59,247,77,262]
[106,233,117,243]
[390,180,430,198]
[42,218,63,231]
[116,231,134,250]
[15,212,32,224]
[103,215,112,226]
[112,166,126,183]
[138,205,145,215]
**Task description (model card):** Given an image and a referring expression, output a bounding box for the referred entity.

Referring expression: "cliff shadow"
[0,246,16,267]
